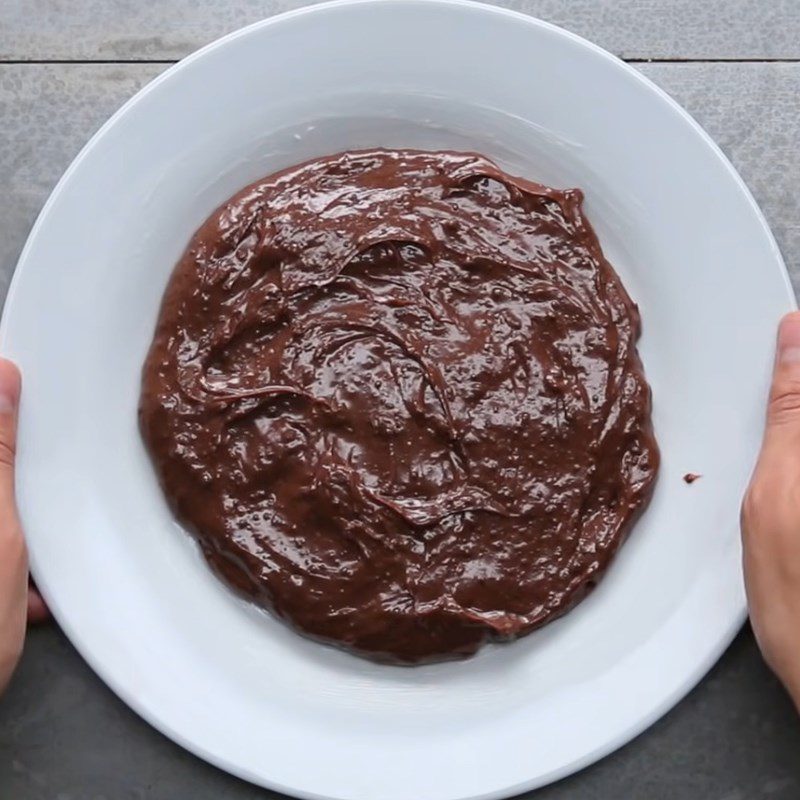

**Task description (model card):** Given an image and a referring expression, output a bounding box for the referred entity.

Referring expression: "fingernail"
[0,360,21,415]
[778,313,800,364]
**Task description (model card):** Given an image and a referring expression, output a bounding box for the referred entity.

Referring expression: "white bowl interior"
[3,2,793,799]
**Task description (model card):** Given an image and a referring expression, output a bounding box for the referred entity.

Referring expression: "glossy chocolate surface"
[140,149,659,663]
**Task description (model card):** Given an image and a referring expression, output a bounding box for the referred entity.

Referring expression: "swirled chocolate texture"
[140,149,659,664]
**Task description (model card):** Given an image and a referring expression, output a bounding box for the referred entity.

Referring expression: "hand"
[0,359,47,695]
[742,311,800,709]
[0,358,27,693]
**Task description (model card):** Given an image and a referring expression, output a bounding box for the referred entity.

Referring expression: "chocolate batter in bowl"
[140,148,659,664]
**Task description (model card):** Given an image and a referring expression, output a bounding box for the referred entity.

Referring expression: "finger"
[0,358,26,692]
[0,358,21,520]
[764,311,800,450]
[26,587,49,624]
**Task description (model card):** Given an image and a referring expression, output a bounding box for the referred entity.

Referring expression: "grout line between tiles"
[0,58,178,64]
[1,57,800,66]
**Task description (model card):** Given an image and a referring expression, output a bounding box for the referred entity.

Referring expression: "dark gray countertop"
[1,2,800,797]
[5,624,800,799]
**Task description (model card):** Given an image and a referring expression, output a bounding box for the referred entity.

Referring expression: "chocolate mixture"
[140,149,659,664]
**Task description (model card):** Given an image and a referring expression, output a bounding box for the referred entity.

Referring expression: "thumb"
[0,359,21,513]
[0,358,26,691]
[765,312,800,448]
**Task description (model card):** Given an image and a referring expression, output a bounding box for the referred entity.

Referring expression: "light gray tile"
[2,0,800,61]
[0,64,164,300]
[639,61,800,290]
[2,62,799,299]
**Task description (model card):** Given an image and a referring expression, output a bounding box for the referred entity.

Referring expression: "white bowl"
[2,1,794,798]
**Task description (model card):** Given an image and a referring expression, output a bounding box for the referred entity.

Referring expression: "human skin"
[0,359,47,695]
[742,311,800,711]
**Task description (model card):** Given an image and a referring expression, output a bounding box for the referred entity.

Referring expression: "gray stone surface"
[2,624,799,800]
[2,0,800,61]
[0,64,165,301]
[642,62,800,290]
[3,62,800,295]
[2,16,800,800]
